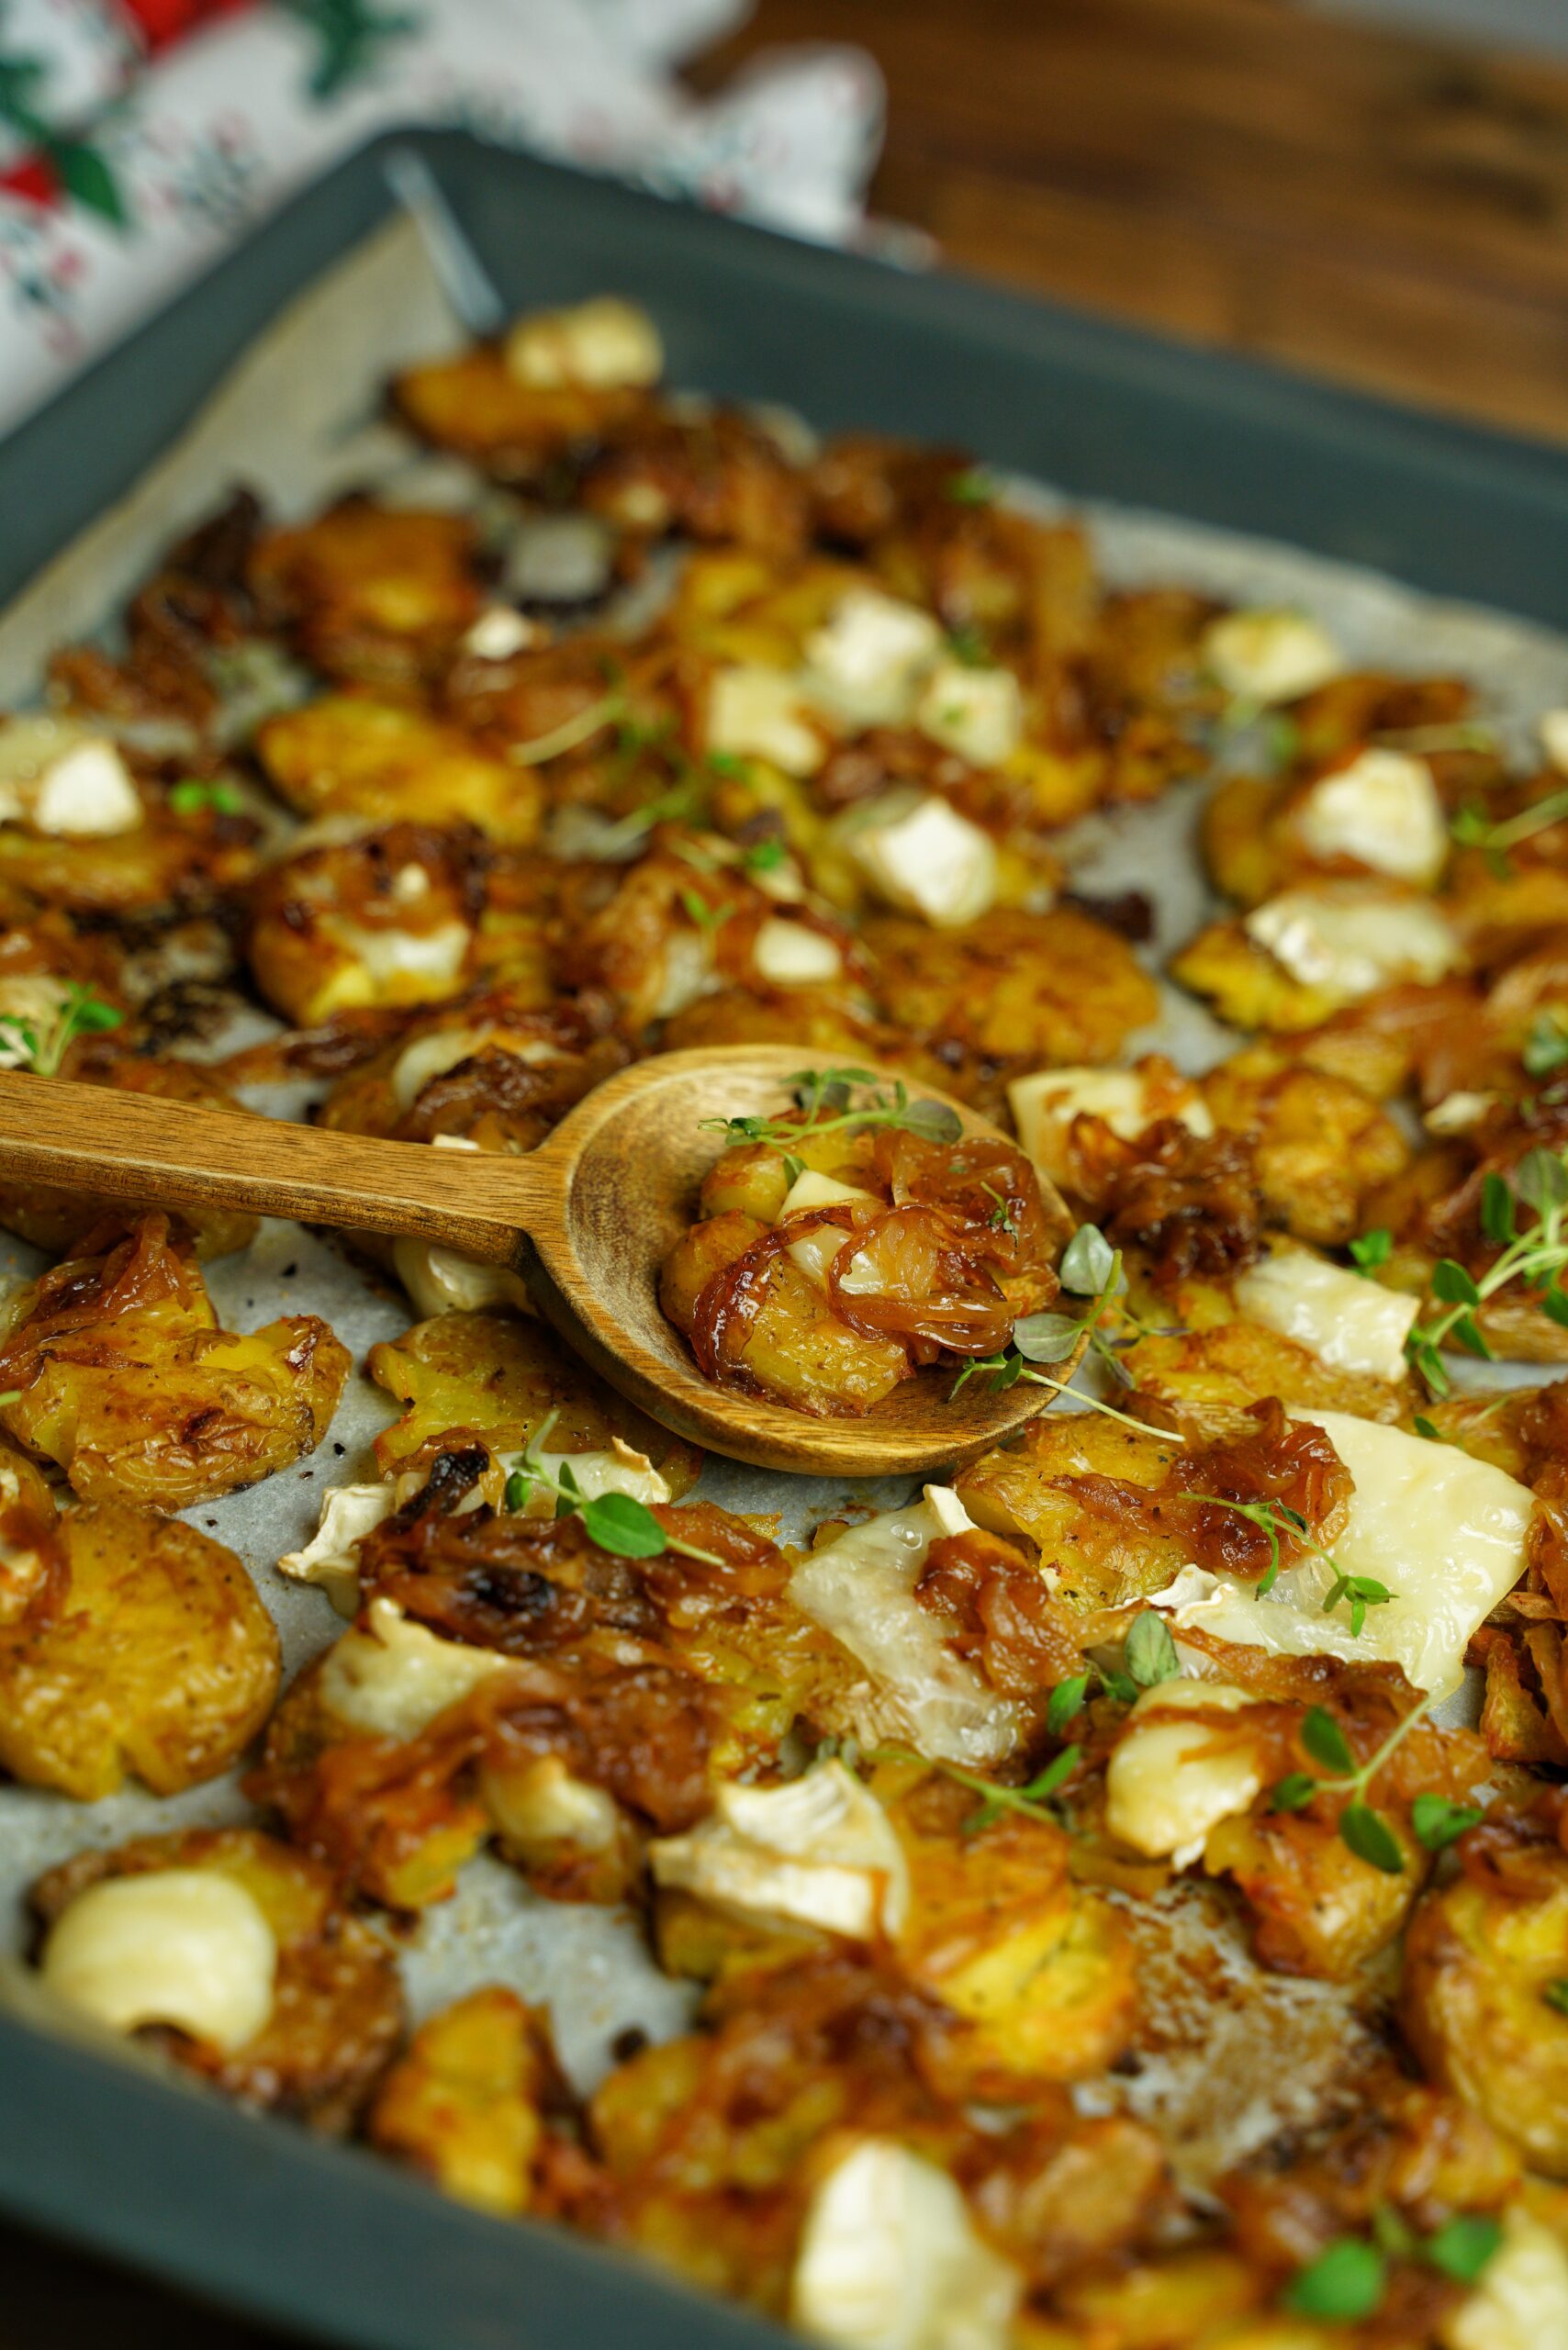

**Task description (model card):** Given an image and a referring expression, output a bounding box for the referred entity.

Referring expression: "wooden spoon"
[0,1047,1074,1477]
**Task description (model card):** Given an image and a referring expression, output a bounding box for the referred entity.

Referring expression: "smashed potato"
[862,904,1159,1071]
[0,1214,348,1507]
[31,1827,401,2129]
[368,1986,560,2215]
[256,694,540,842]
[0,1503,278,1799]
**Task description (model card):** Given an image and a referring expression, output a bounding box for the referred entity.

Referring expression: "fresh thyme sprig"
[1356,1144,1568,1396]
[702,1066,963,1154]
[168,778,241,816]
[501,1411,724,1568]
[1267,1695,1481,1874]
[1524,1010,1568,1079]
[0,982,123,1078]
[950,1222,1127,1395]
[1451,782,1568,874]
[875,1608,1179,1833]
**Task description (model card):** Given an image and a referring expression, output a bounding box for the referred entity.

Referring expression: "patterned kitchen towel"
[0,0,885,439]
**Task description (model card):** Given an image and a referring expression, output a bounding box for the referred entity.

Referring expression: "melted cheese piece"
[655,927,715,1021]
[1168,1411,1535,1695]
[504,296,663,389]
[1008,1065,1212,1188]
[1426,1090,1495,1136]
[1202,609,1341,705]
[778,1169,880,1287]
[803,589,944,727]
[42,1870,276,2053]
[324,919,471,1003]
[790,1489,1021,1766]
[32,739,143,837]
[277,1482,398,1615]
[461,605,536,661]
[391,1238,532,1321]
[1245,888,1463,999]
[845,791,999,927]
[1539,710,1568,776]
[708,666,825,776]
[319,1596,517,1740]
[1442,2207,1568,2350]
[499,1438,671,1517]
[1294,748,1448,885]
[790,2138,1022,2350]
[650,1761,910,1940]
[753,916,845,986]
[913,660,1023,768]
[482,1754,622,1855]
[1233,1249,1418,1382]
[1104,1682,1266,1865]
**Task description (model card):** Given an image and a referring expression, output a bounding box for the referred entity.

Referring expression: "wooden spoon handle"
[0,1071,555,1265]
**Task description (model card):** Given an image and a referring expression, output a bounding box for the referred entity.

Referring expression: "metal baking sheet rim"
[0,128,1567,2350]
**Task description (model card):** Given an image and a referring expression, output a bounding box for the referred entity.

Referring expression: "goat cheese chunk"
[32,738,143,837]
[1105,1682,1267,1865]
[391,1238,532,1322]
[846,790,998,927]
[277,1482,398,1615]
[390,1024,565,1112]
[461,605,536,661]
[778,1169,880,1288]
[1539,711,1568,775]
[790,1489,1022,1766]
[1234,1249,1418,1382]
[913,660,1024,768]
[708,666,825,777]
[753,916,845,987]
[1009,1065,1212,1189]
[42,1870,276,2053]
[1294,748,1448,885]
[791,2138,1021,2350]
[650,1761,910,1941]
[1245,887,1463,999]
[327,919,471,996]
[319,1596,517,1740]
[499,1438,671,1517]
[803,589,944,726]
[1167,1412,1534,1695]
[504,296,663,390]
[1202,609,1341,705]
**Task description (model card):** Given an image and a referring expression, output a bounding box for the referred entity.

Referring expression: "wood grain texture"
[692,0,1568,443]
[0,1052,1068,1478]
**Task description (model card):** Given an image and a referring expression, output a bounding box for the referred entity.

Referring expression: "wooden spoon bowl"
[0,1047,1067,1477]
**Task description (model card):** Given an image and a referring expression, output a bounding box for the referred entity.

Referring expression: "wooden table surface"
[8,3,1565,2345]
[696,0,1568,446]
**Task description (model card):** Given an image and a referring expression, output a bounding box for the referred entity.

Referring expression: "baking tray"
[5,123,1568,2350]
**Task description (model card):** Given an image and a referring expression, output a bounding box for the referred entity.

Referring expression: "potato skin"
[0,1215,350,1508]
[862,904,1159,1070]
[1402,1843,1568,2177]
[256,695,540,843]
[0,1502,279,1800]
[367,1308,701,1491]
[368,1986,558,2215]
[31,1827,402,2130]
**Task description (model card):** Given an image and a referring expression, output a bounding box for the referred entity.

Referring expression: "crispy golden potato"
[958,1412,1190,1603]
[393,345,648,478]
[0,1055,257,1259]
[659,1211,913,1418]
[1204,1808,1419,1978]
[863,905,1159,1069]
[248,501,481,686]
[0,1503,278,1800]
[368,1986,558,2215]
[1169,915,1346,1034]
[31,1827,402,2129]
[245,822,491,1025]
[256,696,540,843]
[1114,1316,1412,1440]
[1403,1841,1568,2177]
[1200,1045,1409,1248]
[885,1766,1137,2095]
[367,1309,702,1491]
[1200,772,1290,908]
[0,1214,349,1508]
[0,811,258,921]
